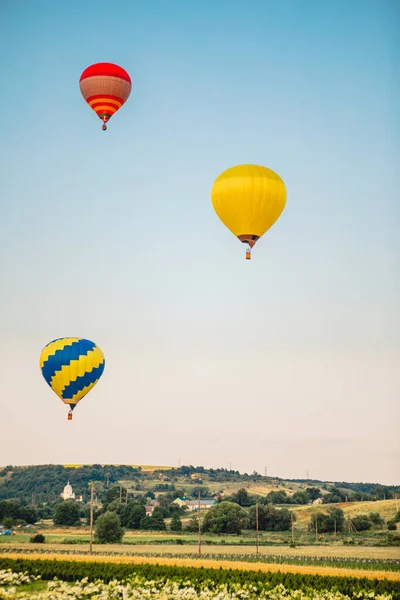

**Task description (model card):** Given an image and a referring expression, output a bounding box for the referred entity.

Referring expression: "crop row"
[0,546,399,572]
[0,557,399,598]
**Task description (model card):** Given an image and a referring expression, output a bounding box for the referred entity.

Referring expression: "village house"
[173,498,216,511]
[145,498,159,516]
[312,497,323,505]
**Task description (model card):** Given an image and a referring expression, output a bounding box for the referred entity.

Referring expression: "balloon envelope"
[40,338,105,410]
[211,164,286,248]
[79,62,132,126]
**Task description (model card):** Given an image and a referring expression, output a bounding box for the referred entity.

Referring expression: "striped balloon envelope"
[40,338,105,418]
[79,62,132,130]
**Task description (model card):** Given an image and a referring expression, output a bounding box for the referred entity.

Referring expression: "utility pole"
[315,516,318,543]
[255,502,259,555]
[333,518,337,540]
[264,466,267,478]
[125,489,128,504]
[198,490,201,555]
[89,482,94,555]
[291,512,295,545]
[395,494,399,513]
[119,485,122,503]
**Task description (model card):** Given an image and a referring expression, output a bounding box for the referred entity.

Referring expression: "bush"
[351,514,371,531]
[387,520,397,531]
[30,533,45,543]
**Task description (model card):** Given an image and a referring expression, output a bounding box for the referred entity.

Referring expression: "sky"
[0,0,399,485]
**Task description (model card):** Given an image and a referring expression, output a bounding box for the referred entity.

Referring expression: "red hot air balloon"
[79,63,132,130]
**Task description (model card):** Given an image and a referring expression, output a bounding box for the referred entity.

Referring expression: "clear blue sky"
[1,0,399,483]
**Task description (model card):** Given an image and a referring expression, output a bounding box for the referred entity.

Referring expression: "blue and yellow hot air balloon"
[211,164,286,259]
[40,337,105,420]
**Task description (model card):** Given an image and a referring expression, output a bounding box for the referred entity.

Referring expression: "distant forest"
[0,464,398,506]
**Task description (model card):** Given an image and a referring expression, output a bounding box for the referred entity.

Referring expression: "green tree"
[19,506,37,524]
[248,504,292,531]
[150,507,167,530]
[185,515,199,532]
[265,491,288,504]
[306,487,321,502]
[170,514,182,532]
[322,487,347,504]
[352,514,372,531]
[139,508,166,531]
[139,515,153,530]
[125,502,146,529]
[369,512,385,527]
[155,495,173,518]
[203,501,247,534]
[54,501,81,526]
[105,485,122,504]
[309,507,344,533]
[230,488,253,507]
[387,520,397,531]
[291,491,310,505]
[95,511,124,543]
[2,516,14,529]
[191,486,210,499]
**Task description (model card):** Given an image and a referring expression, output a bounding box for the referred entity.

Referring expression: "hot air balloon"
[40,338,105,420]
[211,164,286,259]
[79,62,132,130]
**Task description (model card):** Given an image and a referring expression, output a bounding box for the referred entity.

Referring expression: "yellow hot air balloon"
[211,164,286,259]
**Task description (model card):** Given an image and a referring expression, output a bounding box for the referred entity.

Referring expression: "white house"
[173,498,216,512]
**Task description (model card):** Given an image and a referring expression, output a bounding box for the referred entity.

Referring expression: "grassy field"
[294,499,399,523]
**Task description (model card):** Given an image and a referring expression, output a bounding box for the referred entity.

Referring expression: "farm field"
[1,552,399,581]
[2,539,400,559]
[2,558,400,599]
[0,526,396,549]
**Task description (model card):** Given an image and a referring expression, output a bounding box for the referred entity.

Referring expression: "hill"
[0,464,399,507]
